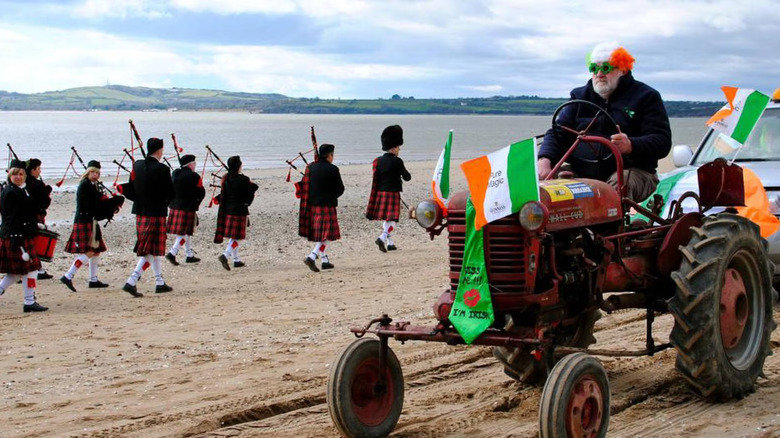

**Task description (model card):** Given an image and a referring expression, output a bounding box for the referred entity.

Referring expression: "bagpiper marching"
[165,154,206,265]
[25,158,54,280]
[214,156,258,270]
[365,125,411,252]
[122,138,175,297]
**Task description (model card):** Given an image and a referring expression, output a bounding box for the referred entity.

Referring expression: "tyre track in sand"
[76,307,779,437]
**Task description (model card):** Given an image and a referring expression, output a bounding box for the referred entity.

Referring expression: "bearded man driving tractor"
[537,42,672,201]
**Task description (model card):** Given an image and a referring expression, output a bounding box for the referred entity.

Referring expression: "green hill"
[0,85,721,117]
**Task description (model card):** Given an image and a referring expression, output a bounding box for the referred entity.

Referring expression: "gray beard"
[593,81,614,100]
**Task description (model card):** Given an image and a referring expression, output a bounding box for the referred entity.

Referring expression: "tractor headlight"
[519,201,547,231]
[415,199,442,229]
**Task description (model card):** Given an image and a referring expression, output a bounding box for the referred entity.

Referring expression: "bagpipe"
[72,146,125,222]
[285,126,320,198]
[203,144,228,207]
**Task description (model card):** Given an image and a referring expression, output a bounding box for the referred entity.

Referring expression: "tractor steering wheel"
[548,99,621,180]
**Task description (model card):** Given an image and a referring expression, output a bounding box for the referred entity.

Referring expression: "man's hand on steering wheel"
[610,132,632,155]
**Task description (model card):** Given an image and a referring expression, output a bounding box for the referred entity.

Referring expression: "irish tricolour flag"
[706,86,770,144]
[460,138,539,230]
[431,130,453,213]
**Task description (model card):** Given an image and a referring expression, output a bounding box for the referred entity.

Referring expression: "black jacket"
[73,179,101,224]
[539,72,672,180]
[220,172,259,216]
[0,183,37,244]
[25,175,52,217]
[309,159,344,207]
[131,156,174,217]
[375,153,411,192]
[170,167,206,212]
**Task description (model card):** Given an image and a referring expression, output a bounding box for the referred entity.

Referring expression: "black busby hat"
[381,125,403,151]
[26,158,41,171]
[227,155,242,173]
[318,143,335,159]
[8,159,26,170]
[87,160,101,169]
[147,137,164,154]
[179,154,196,167]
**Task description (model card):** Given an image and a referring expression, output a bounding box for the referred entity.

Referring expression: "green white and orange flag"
[432,130,453,213]
[706,86,770,144]
[460,138,539,230]
[449,198,493,344]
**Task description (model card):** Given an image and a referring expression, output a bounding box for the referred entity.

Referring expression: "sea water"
[0,111,709,181]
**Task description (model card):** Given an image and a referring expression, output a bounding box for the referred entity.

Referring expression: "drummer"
[0,159,48,312]
[60,160,112,292]
[25,158,54,280]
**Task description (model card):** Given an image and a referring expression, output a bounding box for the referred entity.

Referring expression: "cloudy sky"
[1,0,778,101]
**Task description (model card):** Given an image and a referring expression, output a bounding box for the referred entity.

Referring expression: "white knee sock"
[88,256,100,282]
[170,235,186,256]
[0,274,19,294]
[22,271,37,305]
[66,254,90,280]
[126,257,149,286]
[184,235,194,258]
[149,255,164,286]
[309,242,324,260]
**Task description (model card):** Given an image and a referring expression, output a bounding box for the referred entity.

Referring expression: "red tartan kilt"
[0,237,42,275]
[134,216,167,256]
[167,209,197,236]
[65,221,107,254]
[223,214,247,240]
[366,191,401,221]
[309,206,340,242]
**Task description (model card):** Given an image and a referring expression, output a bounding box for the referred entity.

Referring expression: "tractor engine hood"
[449,178,622,231]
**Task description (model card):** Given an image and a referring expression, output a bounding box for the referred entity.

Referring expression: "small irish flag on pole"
[432,130,453,213]
[460,138,539,230]
[706,86,770,144]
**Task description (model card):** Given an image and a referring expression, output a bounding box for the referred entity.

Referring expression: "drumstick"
[20,247,29,262]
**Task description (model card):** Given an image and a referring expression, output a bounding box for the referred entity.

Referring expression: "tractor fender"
[657,212,704,276]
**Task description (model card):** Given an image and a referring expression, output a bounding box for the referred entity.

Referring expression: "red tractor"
[326,101,777,438]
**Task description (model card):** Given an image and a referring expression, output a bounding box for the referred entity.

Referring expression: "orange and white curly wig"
[587,42,635,72]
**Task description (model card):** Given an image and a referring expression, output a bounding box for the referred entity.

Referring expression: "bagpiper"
[165,154,206,265]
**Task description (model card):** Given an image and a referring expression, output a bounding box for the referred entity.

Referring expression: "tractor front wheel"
[327,338,404,438]
[670,213,777,400]
[539,352,610,438]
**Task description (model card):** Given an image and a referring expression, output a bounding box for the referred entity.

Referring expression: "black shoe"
[321,262,335,270]
[165,253,179,266]
[304,257,320,272]
[122,283,143,298]
[89,280,109,288]
[37,272,53,280]
[387,244,398,251]
[185,256,201,263]
[375,238,387,253]
[155,284,173,293]
[233,261,245,268]
[218,254,231,271]
[60,275,77,292]
[23,302,48,313]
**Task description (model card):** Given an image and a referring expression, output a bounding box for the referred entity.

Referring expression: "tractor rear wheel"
[327,338,404,438]
[493,309,600,384]
[539,352,610,438]
[670,213,777,400]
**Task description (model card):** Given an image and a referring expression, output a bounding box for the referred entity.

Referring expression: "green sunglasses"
[588,63,616,74]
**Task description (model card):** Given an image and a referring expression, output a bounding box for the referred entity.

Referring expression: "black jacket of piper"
[73,179,101,224]
[169,167,206,212]
[0,183,37,244]
[539,71,672,181]
[220,172,259,216]
[131,156,174,217]
[309,159,345,207]
[375,153,411,192]
[25,175,52,217]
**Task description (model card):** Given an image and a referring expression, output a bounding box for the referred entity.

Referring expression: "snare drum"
[34,229,59,262]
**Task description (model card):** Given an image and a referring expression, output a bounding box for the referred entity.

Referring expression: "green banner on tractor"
[449,198,494,344]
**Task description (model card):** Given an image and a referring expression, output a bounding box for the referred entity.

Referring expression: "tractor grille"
[448,208,528,294]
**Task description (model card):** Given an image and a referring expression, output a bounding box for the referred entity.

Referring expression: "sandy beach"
[0,158,778,438]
